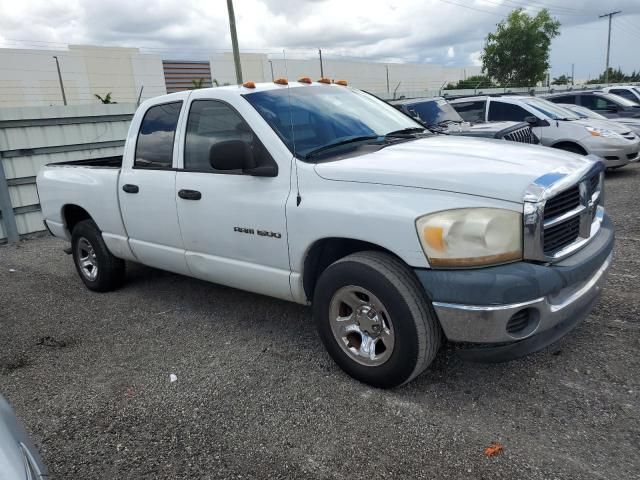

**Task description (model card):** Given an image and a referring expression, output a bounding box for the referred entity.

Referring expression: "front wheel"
[313,251,441,388]
[71,220,125,292]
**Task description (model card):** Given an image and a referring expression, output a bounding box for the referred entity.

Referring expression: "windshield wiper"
[385,127,426,137]
[304,135,379,159]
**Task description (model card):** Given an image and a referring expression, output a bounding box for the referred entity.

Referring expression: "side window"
[134,102,182,169]
[184,100,273,173]
[580,95,616,110]
[547,95,575,104]
[488,102,530,122]
[610,89,636,102]
[452,101,486,122]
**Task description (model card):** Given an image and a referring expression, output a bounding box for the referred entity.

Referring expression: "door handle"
[178,189,202,200]
[122,184,139,194]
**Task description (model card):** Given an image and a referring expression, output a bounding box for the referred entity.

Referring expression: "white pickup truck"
[37,81,614,388]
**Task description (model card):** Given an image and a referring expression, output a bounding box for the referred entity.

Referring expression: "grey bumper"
[415,214,614,347]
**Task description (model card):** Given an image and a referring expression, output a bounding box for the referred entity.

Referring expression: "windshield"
[405,98,462,125]
[525,98,581,120]
[603,93,640,107]
[243,86,423,159]
[562,104,608,120]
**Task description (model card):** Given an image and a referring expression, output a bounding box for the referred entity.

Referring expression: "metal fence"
[0,103,135,242]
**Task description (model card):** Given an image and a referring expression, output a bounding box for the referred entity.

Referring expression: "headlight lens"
[416,208,522,268]
[585,126,622,139]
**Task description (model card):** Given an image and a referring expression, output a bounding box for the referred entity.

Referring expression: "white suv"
[602,85,640,103]
[450,95,640,168]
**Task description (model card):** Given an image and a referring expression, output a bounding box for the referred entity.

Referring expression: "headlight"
[585,126,622,139]
[416,208,522,268]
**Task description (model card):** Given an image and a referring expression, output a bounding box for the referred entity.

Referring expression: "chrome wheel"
[328,286,395,366]
[76,237,98,281]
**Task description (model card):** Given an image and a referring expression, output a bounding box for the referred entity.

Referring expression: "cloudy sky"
[0,0,639,80]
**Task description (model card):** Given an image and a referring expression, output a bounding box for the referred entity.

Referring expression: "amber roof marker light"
[298,77,312,84]
[335,80,348,86]
[317,78,331,84]
[274,78,289,85]
[242,81,256,88]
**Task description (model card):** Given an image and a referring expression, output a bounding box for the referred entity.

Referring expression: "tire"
[313,251,441,388]
[71,220,125,292]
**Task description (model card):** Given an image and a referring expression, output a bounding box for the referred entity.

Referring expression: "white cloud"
[0,0,638,76]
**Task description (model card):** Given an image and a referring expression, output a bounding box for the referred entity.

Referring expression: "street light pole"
[599,10,621,84]
[226,0,243,84]
[319,49,324,78]
[52,56,67,105]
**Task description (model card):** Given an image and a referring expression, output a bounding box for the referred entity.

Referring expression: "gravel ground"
[1,164,639,480]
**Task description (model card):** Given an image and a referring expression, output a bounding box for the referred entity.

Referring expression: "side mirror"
[524,116,539,125]
[209,140,278,177]
[210,140,253,171]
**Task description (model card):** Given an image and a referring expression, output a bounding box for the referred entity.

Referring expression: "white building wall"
[210,52,481,98]
[0,46,167,108]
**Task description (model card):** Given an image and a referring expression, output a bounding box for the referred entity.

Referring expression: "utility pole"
[385,65,390,94]
[571,64,574,86]
[599,10,621,84]
[318,49,324,78]
[226,0,243,84]
[52,56,67,105]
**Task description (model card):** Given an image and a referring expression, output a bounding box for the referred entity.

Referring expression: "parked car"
[0,394,47,479]
[450,95,640,168]
[37,81,614,388]
[544,90,640,119]
[559,103,640,136]
[601,85,640,103]
[391,97,537,144]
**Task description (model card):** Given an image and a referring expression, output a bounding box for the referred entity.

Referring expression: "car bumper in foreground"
[414,214,614,361]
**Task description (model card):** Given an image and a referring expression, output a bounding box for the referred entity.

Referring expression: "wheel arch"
[302,237,406,302]
[550,141,588,155]
[61,204,95,235]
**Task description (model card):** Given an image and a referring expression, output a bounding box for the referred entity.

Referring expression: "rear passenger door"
[118,100,190,275]
[174,98,292,300]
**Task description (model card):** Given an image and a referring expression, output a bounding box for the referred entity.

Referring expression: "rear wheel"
[71,220,125,292]
[313,251,441,388]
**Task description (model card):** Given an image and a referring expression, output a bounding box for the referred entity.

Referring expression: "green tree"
[482,8,560,87]
[94,92,115,104]
[191,78,205,89]
[446,75,497,90]
[586,67,636,84]
[551,74,572,85]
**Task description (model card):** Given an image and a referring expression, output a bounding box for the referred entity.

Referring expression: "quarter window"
[134,102,182,169]
[452,100,486,122]
[184,100,272,173]
[580,95,617,111]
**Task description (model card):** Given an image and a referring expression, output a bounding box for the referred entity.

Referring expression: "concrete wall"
[210,53,481,98]
[0,103,135,240]
[0,46,167,108]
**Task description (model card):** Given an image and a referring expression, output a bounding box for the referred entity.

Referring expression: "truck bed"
[47,156,123,168]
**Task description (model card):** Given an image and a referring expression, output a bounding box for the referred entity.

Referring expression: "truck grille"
[541,173,601,255]
[543,185,580,221]
[502,126,537,144]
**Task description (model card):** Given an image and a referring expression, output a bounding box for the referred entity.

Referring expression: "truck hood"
[314,136,593,203]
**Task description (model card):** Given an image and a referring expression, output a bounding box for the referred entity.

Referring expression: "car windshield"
[405,98,462,125]
[561,104,608,120]
[603,93,640,107]
[243,85,424,159]
[525,98,581,120]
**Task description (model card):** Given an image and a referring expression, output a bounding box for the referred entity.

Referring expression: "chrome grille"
[503,126,537,144]
[523,159,605,262]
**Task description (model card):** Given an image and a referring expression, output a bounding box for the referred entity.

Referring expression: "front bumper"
[414,214,614,356]
[588,141,640,167]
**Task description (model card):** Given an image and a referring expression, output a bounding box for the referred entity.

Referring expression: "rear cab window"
[134,102,183,169]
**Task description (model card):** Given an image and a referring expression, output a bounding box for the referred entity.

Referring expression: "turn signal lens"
[416,208,522,268]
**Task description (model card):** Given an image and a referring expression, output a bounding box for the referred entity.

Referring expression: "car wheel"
[313,251,441,388]
[71,220,125,292]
